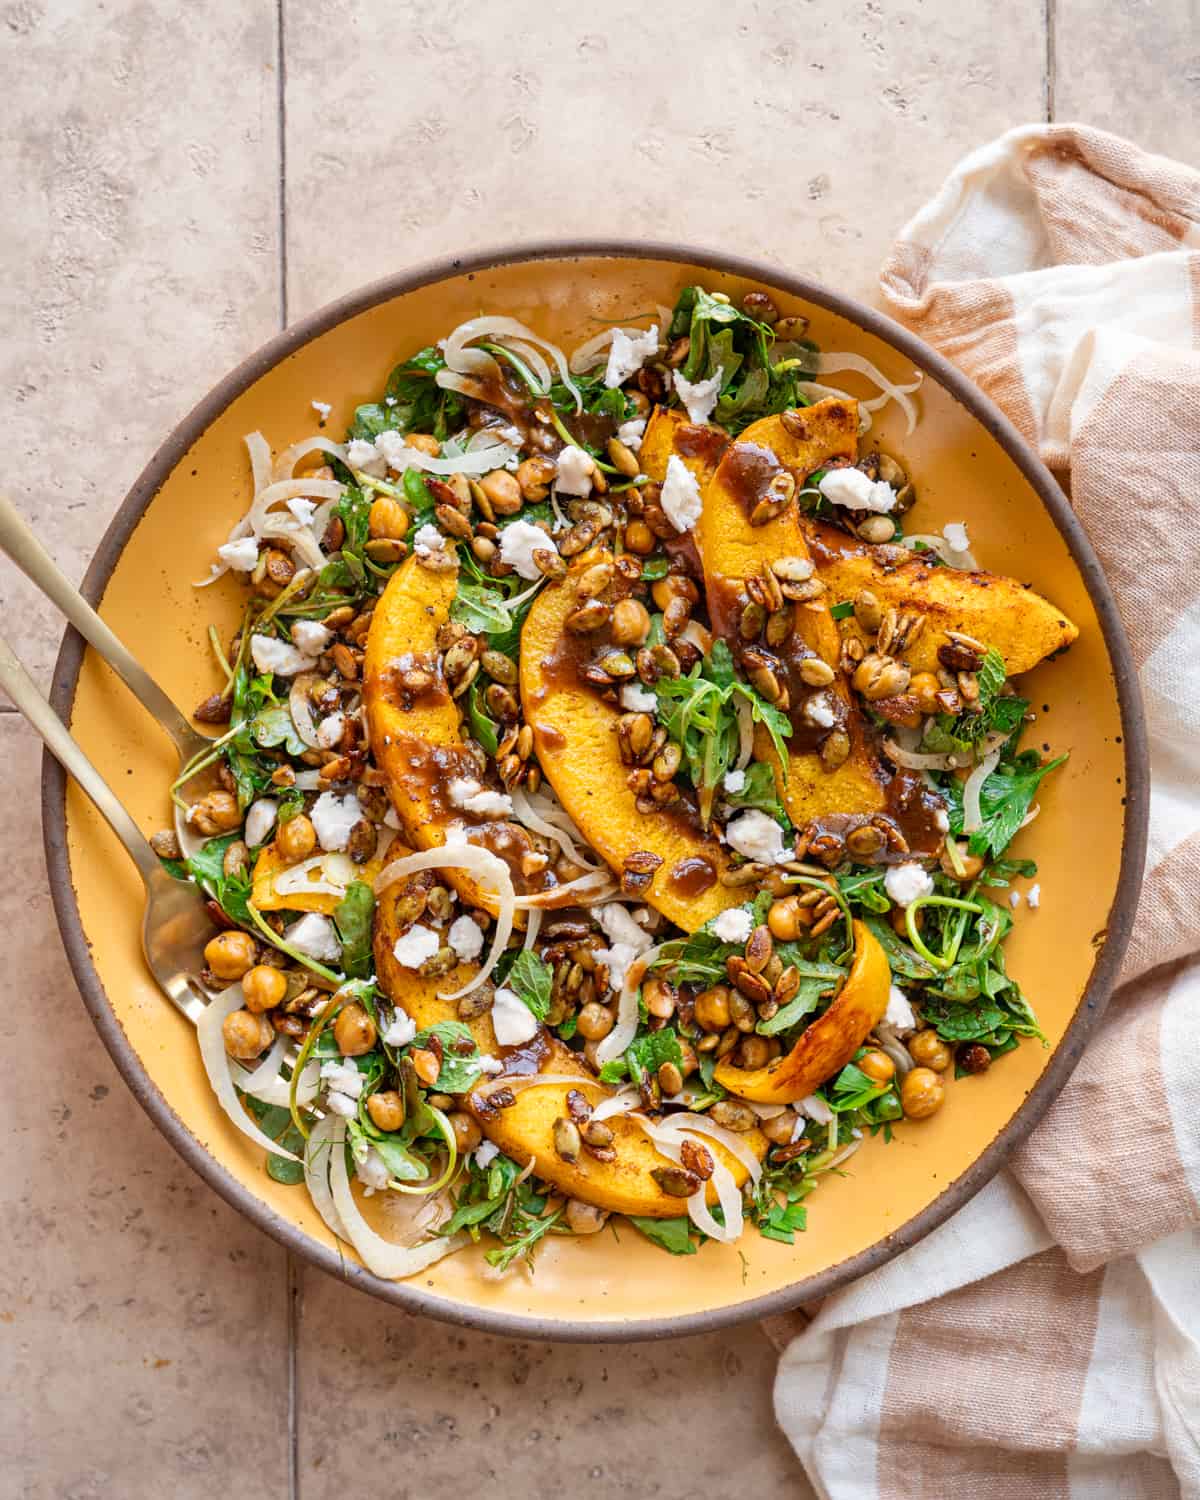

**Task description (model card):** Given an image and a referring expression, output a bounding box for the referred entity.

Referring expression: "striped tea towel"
[770,124,1200,1499]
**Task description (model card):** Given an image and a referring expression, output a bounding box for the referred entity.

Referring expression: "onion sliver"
[884,737,965,772]
[381,438,516,477]
[901,534,980,572]
[814,352,922,435]
[327,1119,467,1279]
[232,1032,320,1108]
[440,315,582,410]
[962,747,1001,834]
[523,908,543,953]
[686,1158,744,1244]
[374,846,514,1001]
[475,1071,602,1100]
[512,869,616,910]
[274,851,356,899]
[655,1113,763,1184]
[289,673,325,749]
[198,986,302,1161]
[272,435,348,482]
[589,1086,642,1123]
[304,1115,349,1240]
[509,786,601,870]
[594,942,672,1067]
[246,430,272,497]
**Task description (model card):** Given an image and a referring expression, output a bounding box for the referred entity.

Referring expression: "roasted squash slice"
[638,405,730,490]
[714,919,890,1104]
[803,520,1078,676]
[374,877,765,1217]
[251,839,391,914]
[519,557,745,932]
[697,403,891,827]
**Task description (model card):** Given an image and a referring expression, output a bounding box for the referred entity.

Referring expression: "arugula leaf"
[484,1205,563,1272]
[450,581,517,635]
[723,760,787,822]
[175,831,255,926]
[505,950,553,1022]
[410,1021,484,1095]
[465,677,499,755]
[628,1216,697,1255]
[242,1098,307,1184]
[756,974,838,1036]
[864,915,938,980]
[332,881,375,980]
[828,1061,887,1113]
[349,346,466,443]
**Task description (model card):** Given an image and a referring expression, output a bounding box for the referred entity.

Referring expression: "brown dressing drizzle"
[675,423,731,467]
[721,443,784,519]
[666,855,718,898]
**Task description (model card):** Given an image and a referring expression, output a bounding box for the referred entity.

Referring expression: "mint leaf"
[628,1215,697,1255]
[332,881,375,980]
[506,950,553,1022]
[410,1021,484,1095]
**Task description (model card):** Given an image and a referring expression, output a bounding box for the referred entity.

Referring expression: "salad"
[160,284,1076,1277]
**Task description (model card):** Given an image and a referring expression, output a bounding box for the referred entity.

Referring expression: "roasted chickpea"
[610,598,652,647]
[858,1048,896,1084]
[908,1029,952,1072]
[368,496,409,541]
[760,1110,798,1146]
[767,896,805,942]
[940,842,986,883]
[736,1035,771,1070]
[650,576,698,612]
[204,930,257,981]
[479,469,523,516]
[910,670,941,716]
[242,964,288,1013]
[276,813,317,861]
[188,789,242,835]
[624,520,655,556]
[693,985,732,1033]
[334,1001,377,1057]
[565,1199,609,1235]
[448,1111,482,1153]
[900,1066,945,1119]
[366,1090,405,1132]
[516,455,557,501]
[222,1008,274,1060]
[575,1001,615,1042]
[404,433,441,456]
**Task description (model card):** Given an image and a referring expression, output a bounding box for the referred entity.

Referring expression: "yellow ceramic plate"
[43,246,1147,1339]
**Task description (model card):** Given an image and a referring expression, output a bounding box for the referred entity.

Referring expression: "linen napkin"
[770,124,1200,1499]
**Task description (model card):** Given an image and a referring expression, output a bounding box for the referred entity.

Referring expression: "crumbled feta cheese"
[592,903,654,955]
[291,620,331,657]
[1027,883,1041,909]
[884,984,917,1034]
[604,327,659,389]
[391,923,441,969]
[355,1147,391,1194]
[443,825,470,847]
[723,768,747,794]
[672,366,724,424]
[310,791,362,852]
[884,862,935,908]
[324,1090,358,1118]
[934,807,950,832]
[287,913,342,963]
[498,519,557,581]
[244,798,277,848]
[477,1055,504,1075]
[490,987,538,1046]
[382,1009,417,1047]
[250,633,312,677]
[448,777,513,818]
[660,454,703,533]
[819,468,896,513]
[316,712,346,750]
[798,1094,834,1125]
[474,1139,501,1168]
[620,682,658,714]
[596,942,638,993]
[943,521,971,554]
[1010,890,1022,908]
[447,914,484,962]
[346,437,387,476]
[804,693,837,729]
[712,907,753,944]
[311,399,332,420]
[412,523,446,558]
[374,429,417,472]
[726,809,790,865]
[617,417,647,452]
[287,496,317,528]
[555,445,595,497]
[321,1056,364,1095]
[218,536,260,572]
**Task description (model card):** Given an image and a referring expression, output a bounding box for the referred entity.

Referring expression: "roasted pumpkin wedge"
[638,405,730,490]
[519,556,745,932]
[374,877,765,1217]
[251,840,390,915]
[803,519,1078,676]
[363,552,548,917]
[714,919,890,1103]
[697,402,893,827]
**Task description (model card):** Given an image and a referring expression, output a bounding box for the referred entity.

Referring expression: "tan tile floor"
[1,3,1193,1495]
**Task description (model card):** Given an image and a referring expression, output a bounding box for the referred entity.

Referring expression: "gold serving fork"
[0,494,216,1023]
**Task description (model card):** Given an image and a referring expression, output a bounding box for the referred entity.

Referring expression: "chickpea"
[610,598,652,647]
[404,433,441,456]
[188,790,242,836]
[624,520,655,556]
[448,1111,483,1153]
[693,985,732,1033]
[222,1008,274,1060]
[368,496,409,541]
[643,977,676,1020]
[276,813,317,861]
[910,671,941,716]
[575,1001,614,1042]
[940,842,986,883]
[479,469,523,516]
[565,1199,609,1235]
[242,964,288,1013]
[736,1036,770,1070]
[858,1048,896,1084]
[651,576,698,612]
[366,1090,405,1132]
[900,1066,945,1120]
[204,930,257,981]
[767,896,806,943]
[908,1029,952,1072]
[516,455,557,501]
[760,1111,798,1146]
[334,1002,377,1057]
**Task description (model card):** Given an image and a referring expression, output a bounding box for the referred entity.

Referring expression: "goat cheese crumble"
[412,523,446,558]
[604,327,659,389]
[498,519,557,580]
[804,693,837,729]
[712,907,753,944]
[287,913,342,963]
[617,417,647,452]
[474,1140,501,1169]
[723,768,746,793]
[290,619,331,656]
[884,862,935,908]
[346,437,387,476]
[287,496,317,528]
[660,454,703,533]
[391,923,441,969]
[555,444,595,497]
[1027,883,1041,909]
[250,633,313,677]
[726,809,790,865]
[672,366,724,424]
[310,791,362,852]
[490,987,538,1046]
[592,903,654,955]
[381,1009,417,1047]
[620,681,658,714]
[311,399,332,420]
[218,537,260,573]
[447,914,484,962]
[943,521,971,554]
[819,467,896,513]
[884,984,917,1034]
[447,778,513,818]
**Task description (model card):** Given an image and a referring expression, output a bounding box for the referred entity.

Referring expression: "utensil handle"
[0,634,160,883]
[0,491,197,757]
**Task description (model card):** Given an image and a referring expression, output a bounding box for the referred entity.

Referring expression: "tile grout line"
[277,0,289,330]
[1044,0,1057,121]
[287,1253,300,1500]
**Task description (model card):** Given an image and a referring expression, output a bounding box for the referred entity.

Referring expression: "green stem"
[784,874,854,963]
[287,995,342,1140]
[482,342,545,397]
[389,1107,459,1196]
[208,626,235,687]
[245,901,345,987]
[904,895,983,971]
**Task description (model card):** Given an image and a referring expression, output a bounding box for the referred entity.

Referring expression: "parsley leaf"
[947,750,1068,858]
[628,1216,697,1255]
[349,346,466,443]
[168,831,255,926]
